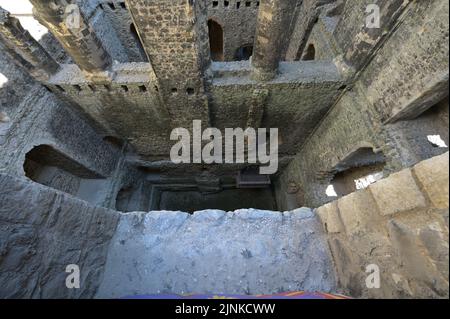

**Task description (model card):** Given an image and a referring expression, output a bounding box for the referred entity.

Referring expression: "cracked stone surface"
[96,208,336,298]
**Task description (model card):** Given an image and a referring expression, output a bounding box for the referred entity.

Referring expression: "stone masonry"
[0,0,448,299]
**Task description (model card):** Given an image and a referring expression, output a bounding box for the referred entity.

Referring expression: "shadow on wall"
[23,145,109,206]
[130,23,148,62]
[301,44,316,61]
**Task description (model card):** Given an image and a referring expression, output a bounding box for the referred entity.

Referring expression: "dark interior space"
[208,19,224,61]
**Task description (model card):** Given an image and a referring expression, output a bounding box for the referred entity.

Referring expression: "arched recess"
[23,145,107,204]
[208,19,224,61]
[327,147,386,198]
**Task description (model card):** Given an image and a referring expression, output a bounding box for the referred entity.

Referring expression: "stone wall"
[275,0,449,209]
[0,83,121,180]
[316,152,449,298]
[0,49,123,208]
[285,0,338,61]
[83,0,148,62]
[0,173,120,298]
[206,0,259,61]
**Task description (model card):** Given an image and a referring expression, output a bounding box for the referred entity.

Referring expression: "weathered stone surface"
[413,152,449,209]
[369,169,427,216]
[337,190,382,235]
[96,208,336,298]
[316,201,344,233]
[0,174,120,299]
[388,219,448,298]
[0,0,448,301]
[30,0,113,80]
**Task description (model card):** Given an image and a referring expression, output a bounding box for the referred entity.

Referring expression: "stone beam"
[252,0,297,81]
[125,0,210,127]
[0,7,59,81]
[30,0,112,82]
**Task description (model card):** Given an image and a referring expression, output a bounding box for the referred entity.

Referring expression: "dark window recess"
[234,45,253,61]
[139,85,147,92]
[208,19,224,62]
[186,88,195,96]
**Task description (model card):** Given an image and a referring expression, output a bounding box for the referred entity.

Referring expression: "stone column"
[30,0,112,82]
[0,7,59,81]
[252,0,297,81]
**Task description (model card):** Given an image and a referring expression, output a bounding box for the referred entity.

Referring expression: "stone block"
[413,152,449,209]
[369,169,426,216]
[316,201,344,233]
[337,189,380,235]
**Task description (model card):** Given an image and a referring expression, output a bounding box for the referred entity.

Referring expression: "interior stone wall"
[285,0,339,61]
[275,0,449,209]
[93,0,148,62]
[206,0,259,61]
[316,152,449,298]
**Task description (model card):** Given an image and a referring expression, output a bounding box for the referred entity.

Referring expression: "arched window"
[208,19,224,61]
[234,45,253,61]
[302,44,316,61]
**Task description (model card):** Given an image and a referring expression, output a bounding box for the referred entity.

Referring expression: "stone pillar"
[0,7,59,81]
[252,0,297,81]
[30,0,112,82]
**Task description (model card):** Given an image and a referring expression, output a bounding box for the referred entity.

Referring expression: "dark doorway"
[302,44,316,61]
[208,19,224,61]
